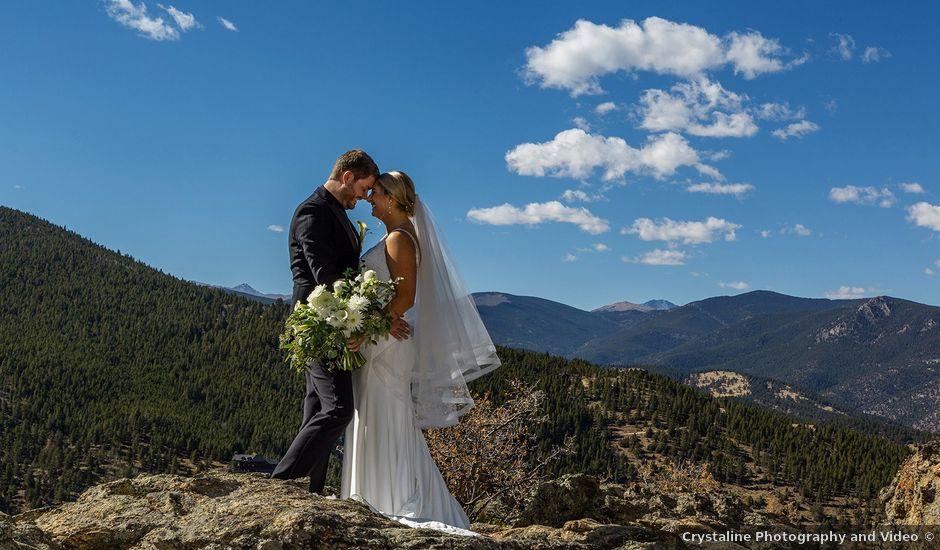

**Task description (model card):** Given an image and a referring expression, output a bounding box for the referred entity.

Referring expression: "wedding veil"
[409,196,501,428]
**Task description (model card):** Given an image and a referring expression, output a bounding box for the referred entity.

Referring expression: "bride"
[340,171,500,530]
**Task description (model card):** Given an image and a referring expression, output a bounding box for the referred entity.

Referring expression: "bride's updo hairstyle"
[376,171,417,217]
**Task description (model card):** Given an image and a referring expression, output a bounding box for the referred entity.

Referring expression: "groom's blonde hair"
[377,171,417,216]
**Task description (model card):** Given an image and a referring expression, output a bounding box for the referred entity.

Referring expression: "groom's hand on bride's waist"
[390,318,411,341]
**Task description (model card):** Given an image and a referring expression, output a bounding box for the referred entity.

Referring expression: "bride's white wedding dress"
[340,229,473,533]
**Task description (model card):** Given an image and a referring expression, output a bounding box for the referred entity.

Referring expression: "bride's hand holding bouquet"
[280,266,401,373]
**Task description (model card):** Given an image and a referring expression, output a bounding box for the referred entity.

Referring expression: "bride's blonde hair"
[376,171,417,216]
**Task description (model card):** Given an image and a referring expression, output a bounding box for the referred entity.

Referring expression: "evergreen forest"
[0,206,920,517]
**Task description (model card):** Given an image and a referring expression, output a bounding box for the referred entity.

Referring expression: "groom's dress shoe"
[231,453,278,474]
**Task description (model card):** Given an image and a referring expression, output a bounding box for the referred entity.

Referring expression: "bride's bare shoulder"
[386,225,420,264]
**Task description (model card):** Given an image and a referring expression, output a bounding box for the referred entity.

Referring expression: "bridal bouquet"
[280,267,401,373]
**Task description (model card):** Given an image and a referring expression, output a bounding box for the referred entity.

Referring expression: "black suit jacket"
[289,186,361,305]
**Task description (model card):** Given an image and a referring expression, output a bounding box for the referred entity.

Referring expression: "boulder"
[1,510,60,549]
[882,438,940,524]
[516,474,601,527]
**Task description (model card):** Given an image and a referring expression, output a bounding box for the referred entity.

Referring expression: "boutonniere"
[356,220,369,247]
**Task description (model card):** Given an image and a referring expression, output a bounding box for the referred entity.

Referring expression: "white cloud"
[907,202,940,232]
[636,249,687,266]
[720,281,749,290]
[693,162,724,181]
[623,216,740,244]
[563,253,578,262]
[639,133,715,179]
[467,201,610,234]
[506,128,716,182]
[595,102,618,115]
[780,224,812,236]
[572,116,591,131]
[823,98,839,113]
[792,223,812,236]
[829,185,896,208]
[830,35,890,64]
[687,182,754,198]
[562,189,604,203]
[724,30,791,79]
[14,185,24,190]
[861,47,891,64]
[756,101,806,121]
[267,225,284,233]
[158,4,198,31]
[705,150,732,162]
[831,33,856,60]
[825,286,868,299]
[926,267,935,276]
[772,120,820,140]
[935,260,940,268]
[578,243,611,253]
[636,77,758,138]
[760,230,771,238]
[106,0,180,41]
[523,17,792,96]
[900,182,925,194]
[217,16,238,32]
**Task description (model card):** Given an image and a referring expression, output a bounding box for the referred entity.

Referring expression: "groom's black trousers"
[271,360,353,494]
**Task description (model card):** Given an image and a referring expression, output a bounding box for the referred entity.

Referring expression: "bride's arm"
[384,231,418,321]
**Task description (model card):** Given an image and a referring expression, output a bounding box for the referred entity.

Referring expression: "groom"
[271,149,388,494]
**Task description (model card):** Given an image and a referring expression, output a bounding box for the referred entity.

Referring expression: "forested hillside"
[473,350,917,510]
[0,206,920,524]
[1,206,297,512]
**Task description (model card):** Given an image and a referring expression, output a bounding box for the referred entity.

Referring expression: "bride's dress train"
[340,232,473,533]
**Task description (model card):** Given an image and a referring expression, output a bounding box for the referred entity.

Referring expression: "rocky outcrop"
[816,296,893,343]
[1,511,58,549]
[517,473,785,536]
[686,371,752,398]
[6,471,681,549]
[882,438,940,524]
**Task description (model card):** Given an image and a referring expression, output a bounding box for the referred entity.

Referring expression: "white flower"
[348,294,369,312]
[308,286,337,315]
[309,303,329,319]
[363,270,377,282]
[306,285,328,305]
[333,280,347,294]
[327,308,349,329]
[345,309,363,334]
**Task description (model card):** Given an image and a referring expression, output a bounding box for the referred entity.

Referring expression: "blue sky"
[2,1,939,310]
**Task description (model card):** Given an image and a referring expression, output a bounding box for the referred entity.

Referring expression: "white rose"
[363,270,377,282]
[308,288,334,313]
[306,285,327,305]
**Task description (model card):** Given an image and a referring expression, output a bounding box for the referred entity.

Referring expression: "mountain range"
[203,279,940,434]
[473,291,940,433]
[0,205,925,522]
[593,299,678,313]
[195,282,290,304]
